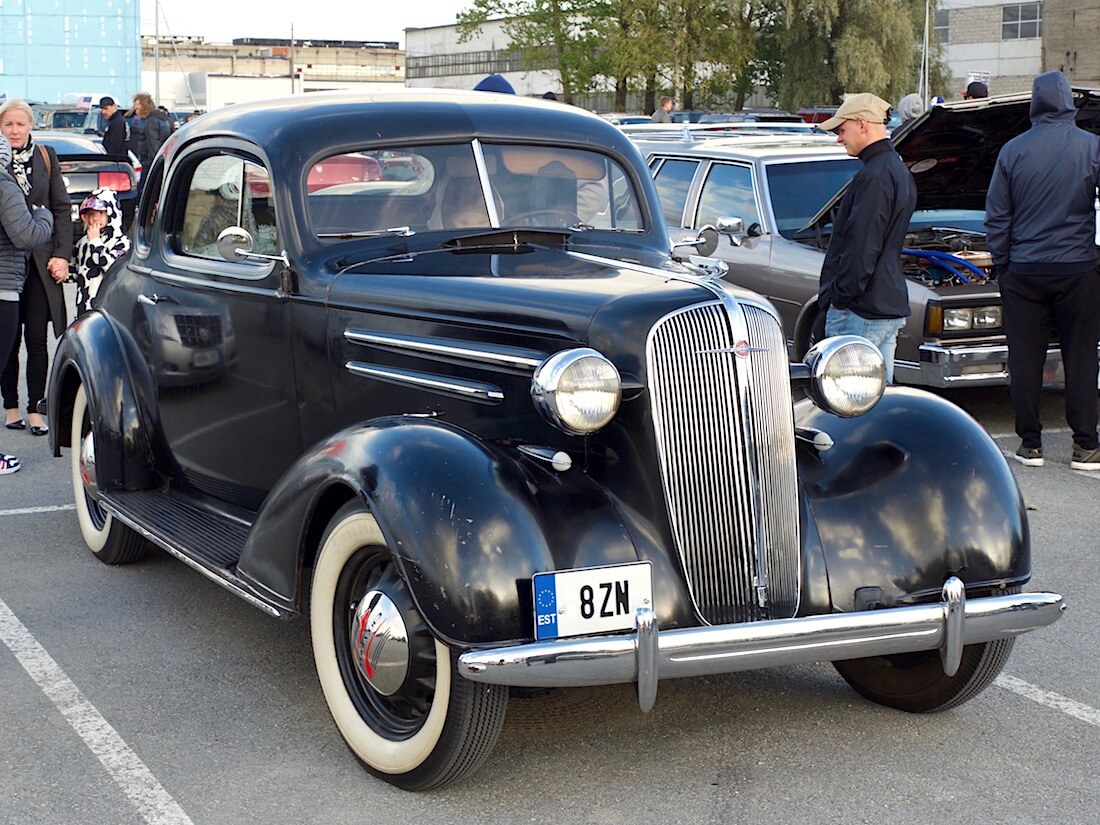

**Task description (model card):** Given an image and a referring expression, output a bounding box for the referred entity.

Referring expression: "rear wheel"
[70,384,149,565]
[833,637,1014,713]
[310,501,507,790]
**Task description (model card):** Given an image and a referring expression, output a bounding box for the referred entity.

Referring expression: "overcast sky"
[148,1,471,46]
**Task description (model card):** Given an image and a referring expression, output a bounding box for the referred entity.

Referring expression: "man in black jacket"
[817,93,917,384]
[986,70,1100,470]
[98,96,130,157]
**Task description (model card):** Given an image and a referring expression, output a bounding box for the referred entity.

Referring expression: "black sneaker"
[1071,443,1100,471]
[1013,446,1044,467]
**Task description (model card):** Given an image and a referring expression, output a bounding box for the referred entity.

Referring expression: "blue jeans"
[825,308,905,384]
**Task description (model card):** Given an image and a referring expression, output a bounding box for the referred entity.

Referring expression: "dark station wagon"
[47,91,1065,790]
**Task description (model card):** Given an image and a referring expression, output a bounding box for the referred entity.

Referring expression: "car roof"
[631,131,845,164]
[33,131,105,154]
[178,89,643,166]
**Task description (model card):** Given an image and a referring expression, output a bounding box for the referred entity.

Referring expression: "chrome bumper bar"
[458,579,1065,712]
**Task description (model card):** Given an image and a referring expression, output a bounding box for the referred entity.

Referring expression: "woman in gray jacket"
[0,134,54,474]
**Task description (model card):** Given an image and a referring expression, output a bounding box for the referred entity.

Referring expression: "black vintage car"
[46,91,1064,791]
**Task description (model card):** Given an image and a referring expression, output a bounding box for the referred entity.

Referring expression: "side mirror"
[715,216,744,247]
[216,226,291,268]
[216,226,254,261]
[672,224,719,258]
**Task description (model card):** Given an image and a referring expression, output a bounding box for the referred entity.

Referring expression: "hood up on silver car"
[804,86,1100,227]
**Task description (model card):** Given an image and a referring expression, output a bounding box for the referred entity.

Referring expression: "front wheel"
[70,384,149,565]
[833,637,1015,713]
[310,502,507,790]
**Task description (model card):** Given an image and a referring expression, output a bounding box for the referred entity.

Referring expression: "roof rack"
[617,121,826,142]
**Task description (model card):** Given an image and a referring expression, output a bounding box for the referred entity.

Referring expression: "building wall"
[0,0,141,102]
[940,2,1043,96]
[405,21,557,97]
[1042,0,1100,85]
[143,71,403,112]
[141,37,405,110]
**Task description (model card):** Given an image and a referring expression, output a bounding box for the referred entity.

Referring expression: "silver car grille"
[646,300,800,624]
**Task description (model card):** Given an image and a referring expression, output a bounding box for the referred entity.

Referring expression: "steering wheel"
[507,208,583,227]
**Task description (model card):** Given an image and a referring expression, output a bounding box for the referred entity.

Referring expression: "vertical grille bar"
[646,301,800,624]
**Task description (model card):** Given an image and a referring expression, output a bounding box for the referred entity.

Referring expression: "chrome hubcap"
[79,432,98,498]
[351,590,410,696]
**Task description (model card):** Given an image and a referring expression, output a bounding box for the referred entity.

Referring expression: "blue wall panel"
[1,1,141,103]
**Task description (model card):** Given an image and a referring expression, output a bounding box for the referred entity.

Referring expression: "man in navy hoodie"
[986,70,1100,470]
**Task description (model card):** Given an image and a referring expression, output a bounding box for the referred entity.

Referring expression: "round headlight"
[532,348,621,435]
[803,335,885,417]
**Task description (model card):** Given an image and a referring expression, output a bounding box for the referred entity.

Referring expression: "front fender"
[238,418,641,646]
[796,387,1030,612]
[46,311,159,491]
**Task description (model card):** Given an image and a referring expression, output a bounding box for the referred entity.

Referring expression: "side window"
[136,157,165,249]
[180,156,277,258]
[651,159,699,228]
[696,163,760,230]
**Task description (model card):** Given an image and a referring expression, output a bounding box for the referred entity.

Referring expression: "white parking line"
[0,504,77,516]
[0,597,193,825]
[996,674,1100,728]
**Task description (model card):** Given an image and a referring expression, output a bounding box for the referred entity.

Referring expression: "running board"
[100,489,292,619]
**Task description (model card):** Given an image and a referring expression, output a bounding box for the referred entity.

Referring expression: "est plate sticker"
[533,562,652,641]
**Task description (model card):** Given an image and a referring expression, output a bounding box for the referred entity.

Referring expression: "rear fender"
[238,418,643,645]
[796,387,1030,612]
[47,311,159,491]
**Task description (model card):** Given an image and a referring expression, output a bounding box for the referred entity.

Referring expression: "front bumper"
[898,342,1066,387]
[459,579,1065,712]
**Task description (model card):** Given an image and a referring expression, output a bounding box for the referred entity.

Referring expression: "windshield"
[764,158,859,238]
[308,142,645,238]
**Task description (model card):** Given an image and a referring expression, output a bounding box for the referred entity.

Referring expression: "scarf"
[11,134,35,196]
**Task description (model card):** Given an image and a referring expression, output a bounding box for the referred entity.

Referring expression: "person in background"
[651,96,673,123]
[985,70,1100,470]
[817,93,917,384]
[0,133,54,473]
[473,74,515,94]
[131,92,171,171]
[99,96,130,157]
[73,188,130,315]
[961,81,989,100]
[897,93,924,128]
[0,100,71,437]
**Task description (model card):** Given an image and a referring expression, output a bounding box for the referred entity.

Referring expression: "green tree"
[458,1,605,104]
[766,0,944,112]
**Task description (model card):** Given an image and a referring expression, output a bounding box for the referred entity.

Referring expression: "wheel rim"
[78,429,108,530]
[332,548,438,740]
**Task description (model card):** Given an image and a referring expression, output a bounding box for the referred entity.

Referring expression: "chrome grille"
[646,301,800,624]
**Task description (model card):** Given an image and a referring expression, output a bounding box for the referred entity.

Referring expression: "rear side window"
[652,159,699,227]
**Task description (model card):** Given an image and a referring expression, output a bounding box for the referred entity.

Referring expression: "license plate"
[533,562,652,641]
[191,349,221,368]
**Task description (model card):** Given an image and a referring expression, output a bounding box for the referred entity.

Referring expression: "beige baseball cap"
[820,93,891,131]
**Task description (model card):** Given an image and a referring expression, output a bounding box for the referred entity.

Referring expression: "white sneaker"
[0,452,20,475]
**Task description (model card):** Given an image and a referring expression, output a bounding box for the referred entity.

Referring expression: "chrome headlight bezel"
[531,348,622,435]
[803,335,886,418]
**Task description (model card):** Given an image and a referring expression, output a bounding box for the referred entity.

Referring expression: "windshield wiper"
[317,226,415,239]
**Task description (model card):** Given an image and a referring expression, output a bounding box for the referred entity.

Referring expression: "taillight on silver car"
[802,336,886,417]
[532,348,621,435]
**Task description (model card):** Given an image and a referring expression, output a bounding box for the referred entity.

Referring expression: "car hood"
[807,86,1100,224]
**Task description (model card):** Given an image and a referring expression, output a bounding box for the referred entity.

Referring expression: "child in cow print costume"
[73,188,130,314]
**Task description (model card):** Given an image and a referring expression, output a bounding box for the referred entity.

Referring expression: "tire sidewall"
[70,384,110,553]
[310,507,452,775]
